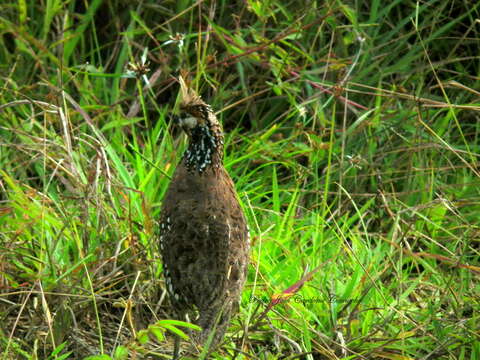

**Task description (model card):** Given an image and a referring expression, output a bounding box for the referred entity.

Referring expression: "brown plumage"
[159,77,250,355]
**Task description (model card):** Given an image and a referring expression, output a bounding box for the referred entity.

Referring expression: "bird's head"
[176,76,224,173]
[177,76,221,136]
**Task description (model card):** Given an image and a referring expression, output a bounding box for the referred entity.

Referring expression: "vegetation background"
[0,0,479,359]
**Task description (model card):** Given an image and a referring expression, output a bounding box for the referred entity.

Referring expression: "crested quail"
[159,77,250,356]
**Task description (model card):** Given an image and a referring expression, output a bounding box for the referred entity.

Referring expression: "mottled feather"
[159,77,249,353]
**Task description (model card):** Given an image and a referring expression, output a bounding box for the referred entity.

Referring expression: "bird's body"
[159,77,249,353]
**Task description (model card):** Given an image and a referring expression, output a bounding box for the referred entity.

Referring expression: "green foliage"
[1,0,479,359]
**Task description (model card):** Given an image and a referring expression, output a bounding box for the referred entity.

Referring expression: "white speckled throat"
[183,121,224,173]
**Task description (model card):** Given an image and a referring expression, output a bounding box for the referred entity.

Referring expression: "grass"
[1,0,480,359]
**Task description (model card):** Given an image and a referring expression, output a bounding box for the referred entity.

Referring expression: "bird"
[158,76,250,357]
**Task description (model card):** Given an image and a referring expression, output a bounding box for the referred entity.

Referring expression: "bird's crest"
[179,76,205,108]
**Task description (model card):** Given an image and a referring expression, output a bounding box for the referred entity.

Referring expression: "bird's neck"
[183,125,224,174]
